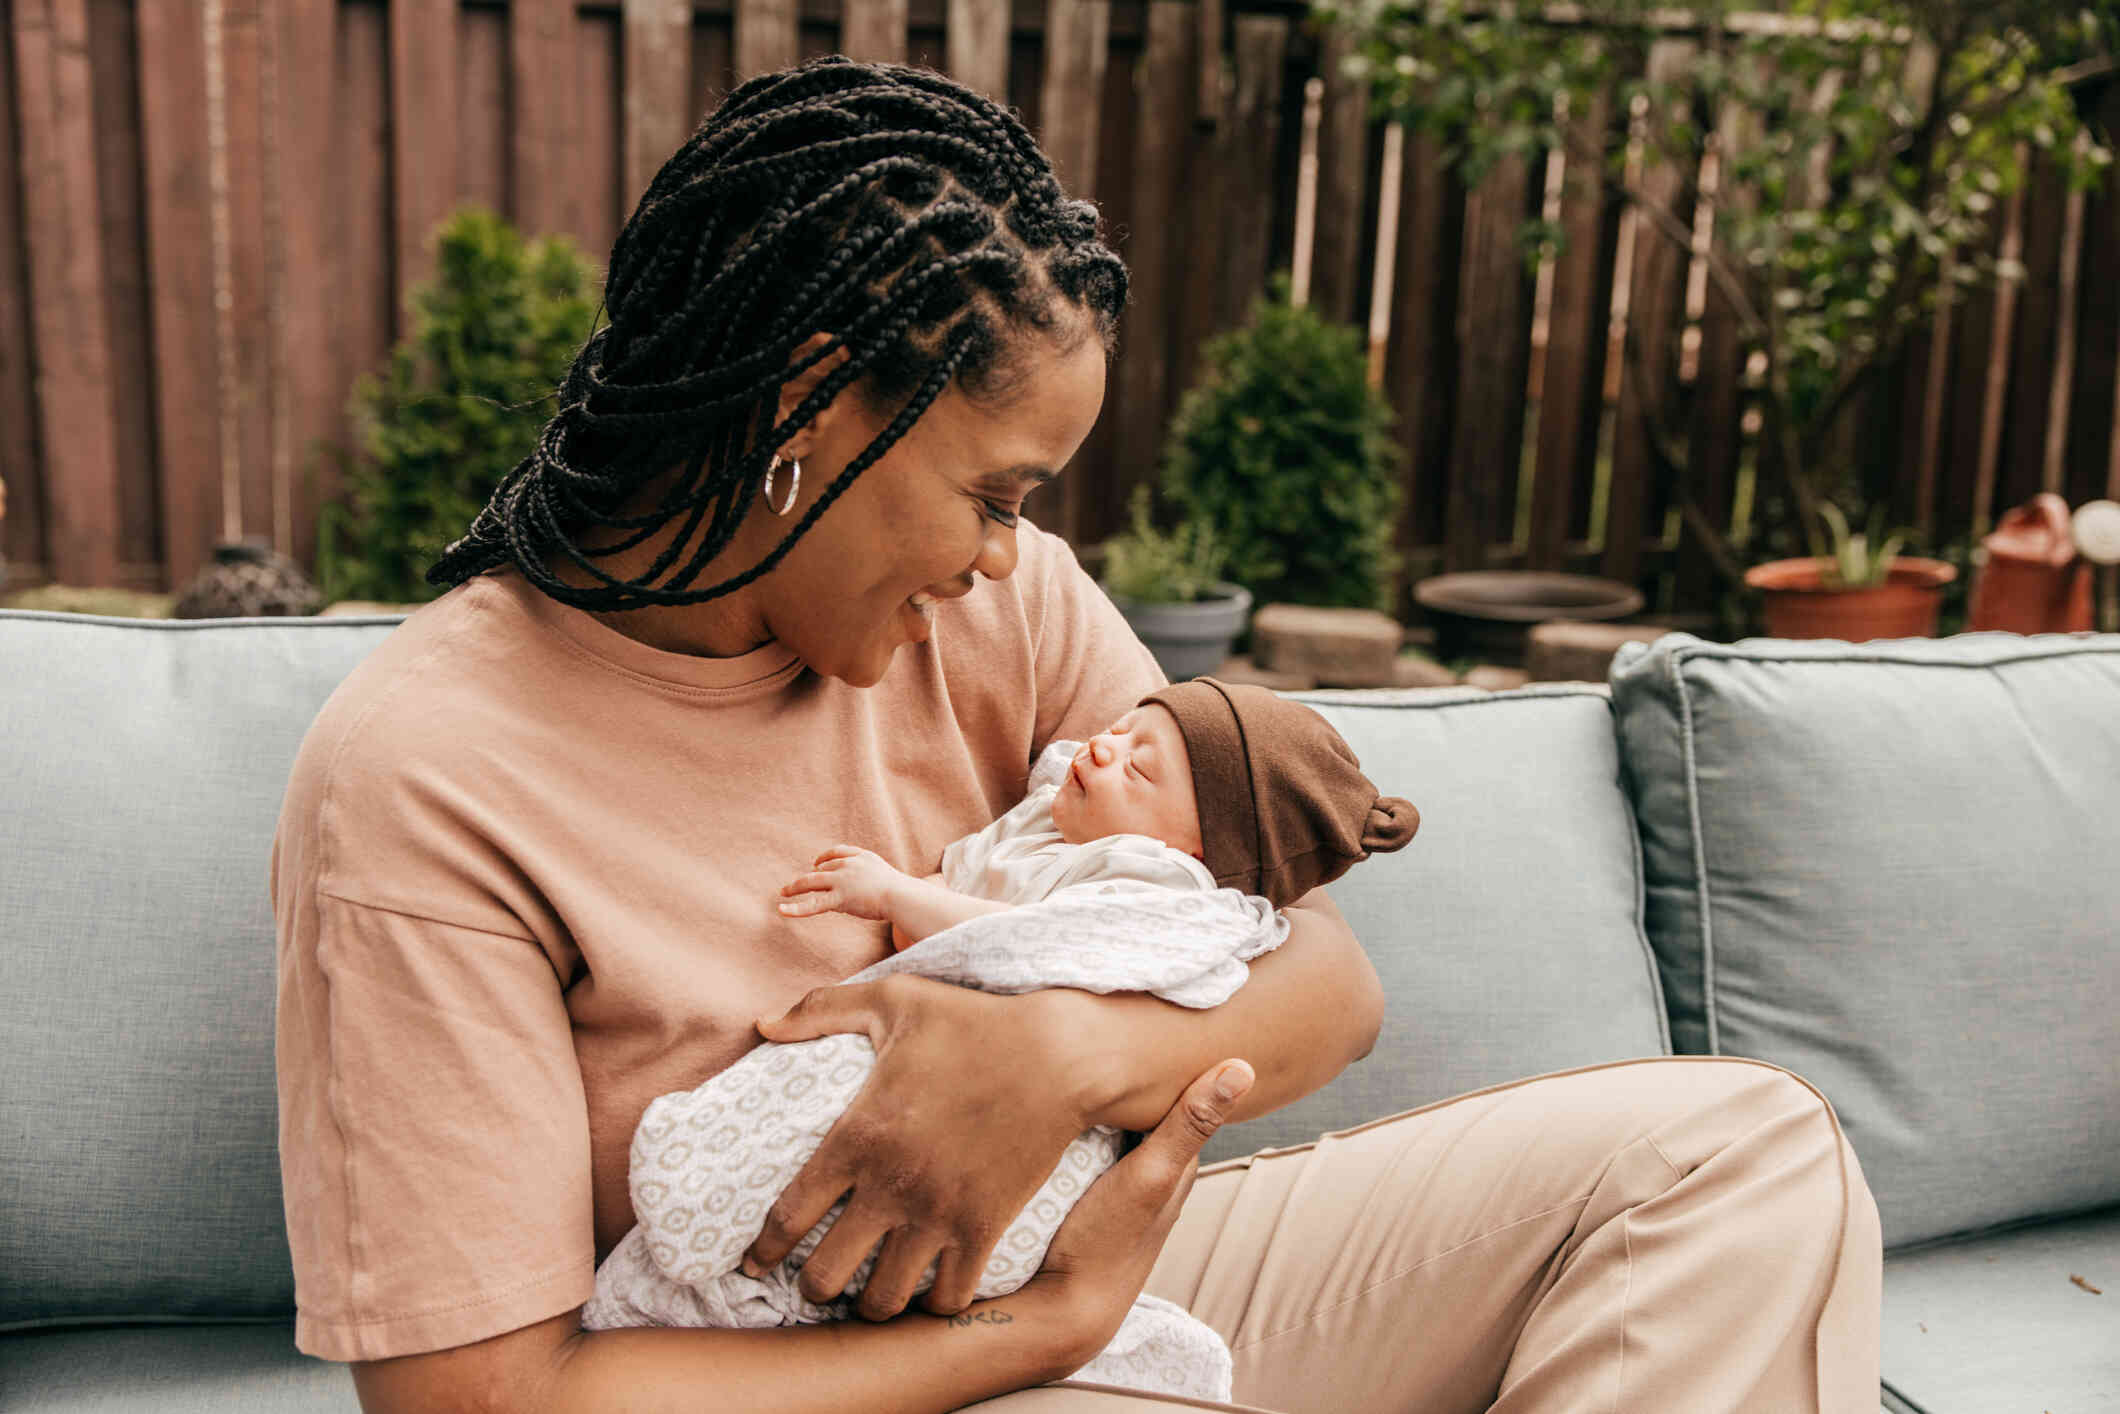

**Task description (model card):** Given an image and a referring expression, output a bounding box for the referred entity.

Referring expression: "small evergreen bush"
[1100,485,1232,604]
[315,207,599,604]
[1160,276,1401,611]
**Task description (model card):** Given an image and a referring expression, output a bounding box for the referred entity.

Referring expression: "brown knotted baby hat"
[1137,677,1419,907]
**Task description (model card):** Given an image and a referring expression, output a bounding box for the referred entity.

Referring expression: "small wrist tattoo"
[947,1310,1015,1329]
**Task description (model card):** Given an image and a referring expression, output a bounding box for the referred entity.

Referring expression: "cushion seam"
[1669,650,1720,1055]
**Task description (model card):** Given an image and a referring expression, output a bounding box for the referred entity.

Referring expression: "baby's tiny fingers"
[778,891,837,916]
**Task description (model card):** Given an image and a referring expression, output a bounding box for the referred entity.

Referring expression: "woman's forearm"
[1055,889,1383,1133]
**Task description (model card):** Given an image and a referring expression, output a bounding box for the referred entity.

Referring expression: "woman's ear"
[775,331,854,457]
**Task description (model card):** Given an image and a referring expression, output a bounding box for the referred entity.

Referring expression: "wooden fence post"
[390,0,455,314]
[946,0,1010,102]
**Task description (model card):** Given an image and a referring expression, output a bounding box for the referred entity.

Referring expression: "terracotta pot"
[1744,557,1958,641]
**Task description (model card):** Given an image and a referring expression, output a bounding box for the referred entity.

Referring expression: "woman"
[273,57,1882,1413]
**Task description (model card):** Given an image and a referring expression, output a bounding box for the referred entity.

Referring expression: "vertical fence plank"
[1307,23,1367,326]
[1214,14,1284,331]
[513,0,583,242]
[275,0,337,569]
[458,7,509,215]
[221,0,276,544]
[843,0,908,64]
[1602,38,1695,591]
[1039,0,1109,197]
[945,0,1008,101]
[1170,12,1226,413]
[1998,158,2065,514]
[2043,141,2088,497]
[1972,154,2029,535]
[134,0,222,590]
[12,0,121,585]
[0,11,47,585]
[577,9,623,259]
[623,0,692,210]
[2072,85,2120,508]
[390,0,455,310]
[1443,153,1534,572]
[85,0,156,577]
[1528,91,1618,571]
[1108,0,1190,515]
[339,0,394,459]
[692,8,735,117]
[1384,130,1462,571]
[735,0,798,82]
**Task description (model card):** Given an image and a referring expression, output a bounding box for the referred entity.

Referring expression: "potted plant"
[1324,0,2112,636]
[1100,486,1252,682]
[1746,502,1957,640]
[1160,276,1402,614]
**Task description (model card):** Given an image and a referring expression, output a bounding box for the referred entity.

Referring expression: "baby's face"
[1049,703,1203,858]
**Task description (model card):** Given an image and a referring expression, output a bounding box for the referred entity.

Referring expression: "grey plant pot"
[1106,582,1254,683]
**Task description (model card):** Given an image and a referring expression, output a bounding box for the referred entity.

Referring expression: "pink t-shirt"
[271,523,1165,1361]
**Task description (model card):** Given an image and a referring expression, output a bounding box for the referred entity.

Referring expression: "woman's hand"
[746,976,1138,1320]
[1013,1057,1253,1359]
[778,845,908,922]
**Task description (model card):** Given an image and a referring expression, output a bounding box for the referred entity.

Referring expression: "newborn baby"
[584,679,1420,1399]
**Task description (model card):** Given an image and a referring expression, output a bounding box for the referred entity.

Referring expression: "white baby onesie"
[583,742,1287,1401]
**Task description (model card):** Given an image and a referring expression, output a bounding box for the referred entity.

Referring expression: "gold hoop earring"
[762,454,801,517]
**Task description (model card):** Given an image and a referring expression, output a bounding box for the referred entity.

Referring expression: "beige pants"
[968,1056,1883,1414]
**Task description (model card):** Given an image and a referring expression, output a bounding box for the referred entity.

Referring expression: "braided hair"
[427,56,1130,609]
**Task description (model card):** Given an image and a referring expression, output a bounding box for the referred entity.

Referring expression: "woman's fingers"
[920,1247,978,1317]
[794,1206,895,1306]
[1121,1060,1254,1224]
[855,1227,946,1321]
[755,978,896,1045]
[745,1166,854,1276]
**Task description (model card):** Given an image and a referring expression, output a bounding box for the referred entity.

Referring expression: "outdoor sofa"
[2,609,2114,1414]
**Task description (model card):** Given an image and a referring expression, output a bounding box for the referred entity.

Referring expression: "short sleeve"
[277,892,595,1361]
[1026,526,1167,756]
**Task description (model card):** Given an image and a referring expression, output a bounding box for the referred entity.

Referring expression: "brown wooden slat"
[1170,6,1227,412]
[623,0,693,211]
[945,0,1009,102]
[2043,139,2089,498]
[1443,152,1534,573]
[458,6,509,214]
[1108,0,1189,510]
[842,0,909,63]
[1940,203,2003,540]
[84,0,156,574]
[513,0,582,241]
[12,0,122,585]
[576,9,623,260]
[1038,0,1108,198]
[389,0,455,313]
[1062,18,1132,551]
[1997,157,2065,515]
[1212,13,1282,331]
[2077,85,2120,508]
[0,9,47,585]
[691,9,736,118]
[337,0,394,453]
[1306,22,1367,326]
[734,0,798,81]
[1527,90,1617,572]
[222,0,275,544]
[1194,0,1222,127]
[275,0,337,570]
[1972,151,2029,536]
[1384,130,1462,568]
[1602,38,1695,591]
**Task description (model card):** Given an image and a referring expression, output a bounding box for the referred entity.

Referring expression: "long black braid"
[427,56,1130,609]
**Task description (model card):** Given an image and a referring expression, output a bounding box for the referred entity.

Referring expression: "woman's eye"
[980,499,1020,529]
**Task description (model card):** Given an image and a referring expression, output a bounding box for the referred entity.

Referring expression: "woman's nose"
[972,521,1019,582]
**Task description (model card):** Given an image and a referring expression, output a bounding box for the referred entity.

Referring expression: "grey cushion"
[1880,1204,2120,1413]
[0,612,401,1329]
[0,1324,358,1412]
[1206,686,1669,1162]
[1610,633,2120,1249]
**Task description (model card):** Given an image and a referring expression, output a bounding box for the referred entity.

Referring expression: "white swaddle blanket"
[583,742,1290,1400]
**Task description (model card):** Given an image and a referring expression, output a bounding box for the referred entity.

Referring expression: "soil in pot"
[1412,572,1644,666]
[1745,557,1957,640]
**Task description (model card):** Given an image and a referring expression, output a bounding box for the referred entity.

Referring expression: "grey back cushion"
[1611,632,2120,1249]
[1205,687,1670,1163]
[0,612,401,1328]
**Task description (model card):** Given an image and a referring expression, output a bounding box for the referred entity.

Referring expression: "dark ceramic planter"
[1413,571,1644,666]
[1107,582,1254,683]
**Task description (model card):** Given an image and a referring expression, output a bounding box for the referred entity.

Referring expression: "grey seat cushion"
[1206,687,1669,1162]
[0,1324,358,1412]
[1880,1204,2120,1413]
[0,613,402,1329]
[1610,633,2120,1249]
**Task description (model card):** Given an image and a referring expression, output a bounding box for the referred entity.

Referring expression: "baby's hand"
[779,845,907,923]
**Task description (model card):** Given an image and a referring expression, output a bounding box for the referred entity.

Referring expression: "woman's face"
[752,327,1108,686]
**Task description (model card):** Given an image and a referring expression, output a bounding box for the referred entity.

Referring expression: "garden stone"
[1213,656,1315,691]
[1463,666,1531,692]
[1524,621,1670,685]
[1394,652,1459,688]
[1250,604,1402,687]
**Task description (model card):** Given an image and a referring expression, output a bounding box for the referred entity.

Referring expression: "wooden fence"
[4,0,2119,621]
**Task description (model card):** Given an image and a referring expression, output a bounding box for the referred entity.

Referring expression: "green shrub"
[1159,276,1400,611]
[315,207,599,604]
[1100,486,1233,603]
